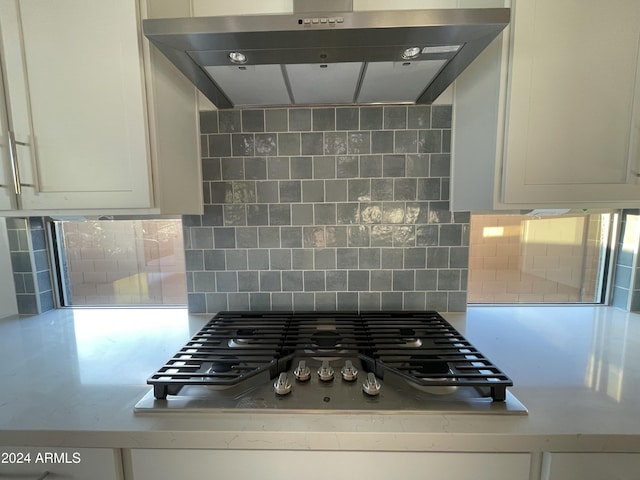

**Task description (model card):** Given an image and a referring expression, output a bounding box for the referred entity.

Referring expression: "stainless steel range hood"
[143,3,509,109]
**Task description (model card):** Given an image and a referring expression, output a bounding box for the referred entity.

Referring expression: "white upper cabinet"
[0,0,202,214]
[0,0,151,210]
[452,0,640,210]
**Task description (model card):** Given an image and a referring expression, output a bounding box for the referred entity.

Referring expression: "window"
[52,218,187,306]
[468,212,614,303]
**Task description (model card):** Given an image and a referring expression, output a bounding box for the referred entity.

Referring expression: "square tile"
[242,109,265,132]
[219,110,241,133]
[348,132,371,154]
[326,271,347,291]
[238,271,259,291]
[265,108,288,132]
[289,108,311,131]
[256,181,279,203]
[336,107,359,130]
[255,134,277,156]
[314,248,336,269]
[282,271,304,291]
[348,270,369,291]
[302,180,325,202]
[393,270,414,291]
[280,227,303,248]
[304,271,326,291]
[258,226,281,247]
[312,108,335,131]
[267,157,290,179]
[216,271,238,292]
[248,249,270,270]
[291,156,313,179]
[324,132,347,155]
[360,107,382,130]
[337,155,359,178]
[270,249,292,270]
[301,133,323,155]
[232,133,255,156]
[269,205,291,226]
[313,156,336,179]
[278,133,301,156]
[371,131,394,153]
[292,249,314,270]
[260,271,282,291]
[314,204,336,225]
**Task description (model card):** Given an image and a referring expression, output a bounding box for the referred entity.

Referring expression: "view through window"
[468,212,614,303]
[53,218,187,306]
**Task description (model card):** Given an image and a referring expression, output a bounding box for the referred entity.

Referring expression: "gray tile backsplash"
[7,217,55,315]
[185,105,470,313]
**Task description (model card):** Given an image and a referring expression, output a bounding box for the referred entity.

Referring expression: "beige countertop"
[1,305,639,452]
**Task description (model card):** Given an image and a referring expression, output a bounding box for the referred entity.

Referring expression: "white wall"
[0,218,18,319]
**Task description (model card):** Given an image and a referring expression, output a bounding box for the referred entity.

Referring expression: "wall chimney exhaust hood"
[143,2,509,109]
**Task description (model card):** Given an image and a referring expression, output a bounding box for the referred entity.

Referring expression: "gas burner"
[228,328,256,348]
[406,354,457,394]
[310,330,342,350]
[399,328,422,348]
[408,354,451,376]
[200,356,240,390]
[205,356,238,375]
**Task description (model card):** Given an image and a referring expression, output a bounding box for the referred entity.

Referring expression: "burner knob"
[340,360,358,382]
[293,360,311,382]
[274,373,292,395]
[362,373,381,396]
[317,360,334,382]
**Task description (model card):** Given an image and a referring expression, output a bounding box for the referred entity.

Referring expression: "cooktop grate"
[148,311,513,401]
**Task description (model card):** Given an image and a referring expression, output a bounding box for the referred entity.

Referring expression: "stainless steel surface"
[293,0,353,14]
[7,130,21,195]
[143,8,509,108]
[135,356,527,414]
[7,129,37,198]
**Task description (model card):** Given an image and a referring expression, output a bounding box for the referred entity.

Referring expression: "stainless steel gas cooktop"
[135,311,527,414]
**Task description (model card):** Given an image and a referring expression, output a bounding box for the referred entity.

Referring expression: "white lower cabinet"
[128,449,530,480]
[0,447,122,479]
[542,453,640,480]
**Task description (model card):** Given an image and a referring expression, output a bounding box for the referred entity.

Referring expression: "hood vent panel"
[144,8,509,109]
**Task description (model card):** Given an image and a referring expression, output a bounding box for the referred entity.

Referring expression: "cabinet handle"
[7,129,22,195]
[7,129,39,194]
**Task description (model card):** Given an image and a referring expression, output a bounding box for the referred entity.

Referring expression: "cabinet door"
[0,0,151,210]
[502,0,640,205]
[542,453,640,480]
[0,447,123,479]
[130,450,530,480]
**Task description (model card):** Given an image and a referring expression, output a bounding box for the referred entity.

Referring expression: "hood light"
[401,47,421,60]
[228,52,247,64]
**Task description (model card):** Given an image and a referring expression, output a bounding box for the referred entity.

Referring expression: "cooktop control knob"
[340,360,358,381]
[293,360,311,381]
[274,372,292,395]
[317,360,335,382]
[362,372,381,396]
